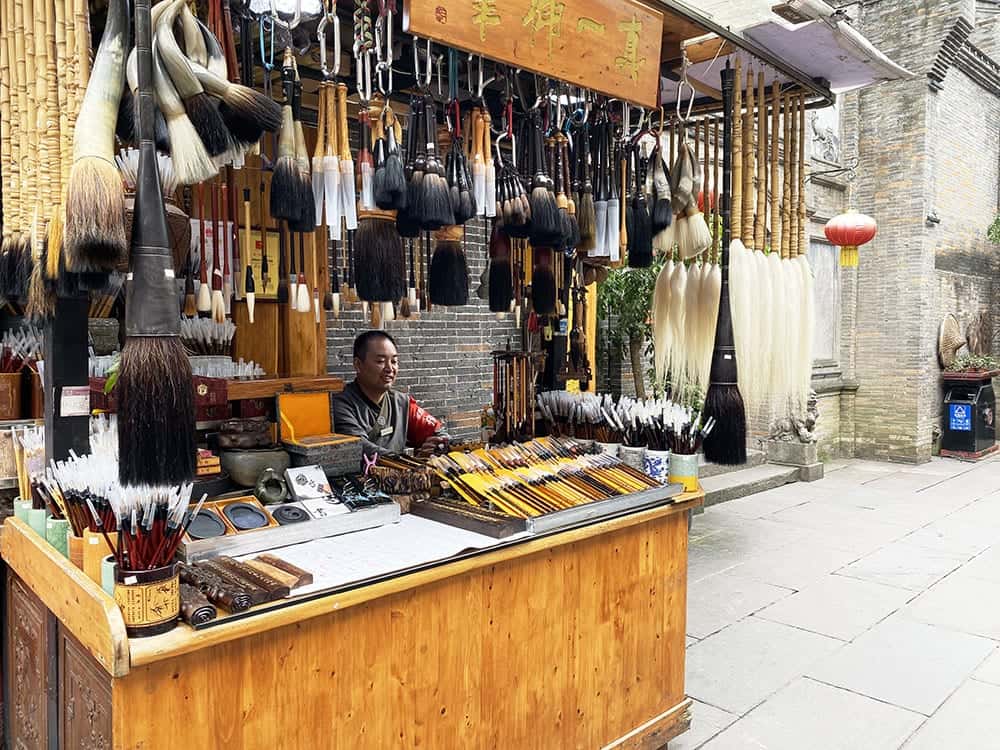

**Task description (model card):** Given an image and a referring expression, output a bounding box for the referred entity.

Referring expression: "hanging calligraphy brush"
[553,135,574,249]
[336,83,358,231]
[210,183,225,323]
[489,224,513,313]
[403,95,426,232]
[484,109,497,218]
[606,131,621,261]
[221,182,233,313]
[651,128,672,234]
[419,95,455,229]
[323,82,342,235]
[118,0,196,486]
[528,111,560,246]
[242,188,256,323]
[355,209,406,302]
[295,232,310,312]
[155,0,229,157]
[311,83,327,226]
[592,119,608,257]
[560,135,580,250]
[188,61,281,148]
[258,179,270,293]
[276,222,289,304]
[531,245,556,315]
[577,122,596,252]
[374,105,407,210]
[196,185,211,316]
[183,250,198,318]
[357,107,376,212]
[291,67,316,232]
[629,144,653,268]
[406,237,417,312]
[328,237,340,317]
[446,110,476,225]
[702,64,747,466]
[288,225,299,304]
[429,224,468,306]
[270,51,306,224]
[472,107,486,212]
[64,0,126,273]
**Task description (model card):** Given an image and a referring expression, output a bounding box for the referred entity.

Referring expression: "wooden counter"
[3,490,702,749]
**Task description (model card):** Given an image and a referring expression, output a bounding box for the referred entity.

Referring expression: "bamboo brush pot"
[83,528,118,585]
[68,533,84,569]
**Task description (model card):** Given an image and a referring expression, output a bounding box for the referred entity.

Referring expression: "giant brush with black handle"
[119,0,196,486]
[64,0,127,273]
[702,64,747,467]
[355,209,406,302]
[270,50,308,226]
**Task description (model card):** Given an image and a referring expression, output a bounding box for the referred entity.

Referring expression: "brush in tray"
[181,317,236,356]
[427,437,660,519]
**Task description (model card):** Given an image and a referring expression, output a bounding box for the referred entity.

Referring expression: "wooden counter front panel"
[112,510,689,749]
[6,574,50,750]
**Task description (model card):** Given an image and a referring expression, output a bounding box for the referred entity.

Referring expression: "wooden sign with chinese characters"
[403,0,664,108]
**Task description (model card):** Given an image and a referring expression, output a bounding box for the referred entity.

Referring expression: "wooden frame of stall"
[4,489,701,749]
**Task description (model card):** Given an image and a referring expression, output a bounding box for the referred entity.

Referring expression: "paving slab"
[903,680,1000,749]
[668,700,736,750]
[837,541,968,592]
[686,617,842,715]
[951,544,1000,583]
[901,518,1000,557]
[731,543,865,591]
[756,574,913,641]
[702,677,924,750]
[971,646,1000,686]
[806,615,995,715]
[686,574,794,639]
[904,570,1000,640]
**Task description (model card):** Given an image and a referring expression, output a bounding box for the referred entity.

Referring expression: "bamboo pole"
[731,57,742,244]
[789,92,799,257]
[73,0,89,82]
[703,117,710,251]
[53,0,69,188]
[781,94,791,259]
[741,68,754,247]
[754,71,766,252]
[34,0,51,214]
[0,0,11,246]
[770,81,780,258]
[23,0,39,231]
[11,0,27,240]
[713,117,720,263]
[798,95,807,256]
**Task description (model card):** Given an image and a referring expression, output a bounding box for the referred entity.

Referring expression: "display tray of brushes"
[427,437,684,535]
[178,488,399,564]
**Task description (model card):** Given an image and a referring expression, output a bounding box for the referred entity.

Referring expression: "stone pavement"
[678,456,1000,749]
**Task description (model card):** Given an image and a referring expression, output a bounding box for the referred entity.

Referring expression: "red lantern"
[824,211,877,268]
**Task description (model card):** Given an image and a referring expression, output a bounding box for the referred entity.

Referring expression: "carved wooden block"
[59,629,113,750]
[7,574,49,750]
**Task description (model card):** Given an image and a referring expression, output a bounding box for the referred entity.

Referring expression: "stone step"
[699,449,766,479]
[700,463,800,507]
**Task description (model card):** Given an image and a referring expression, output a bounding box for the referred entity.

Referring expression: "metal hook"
[317,0,340,78]
[374,0,393,95]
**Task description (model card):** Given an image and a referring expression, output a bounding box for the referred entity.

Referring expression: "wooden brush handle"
[798,95,806,257]
[770,81,780,259]
[755,71,766,253]
[731,56,742,244]
[324,81,338,156]
[337,82,350,161]
[313,84,326,160]
[782,94,791,258]
[741,68,754,247]
[472,110,484,163]
[243,192,252,291]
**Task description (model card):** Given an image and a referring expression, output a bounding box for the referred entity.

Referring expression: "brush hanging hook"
[259,13,276,96]
[353,0,373,102]
[374,0,393,96]
[318,0,340,79]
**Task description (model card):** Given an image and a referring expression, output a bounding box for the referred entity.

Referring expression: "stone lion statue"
[768,391,819,444]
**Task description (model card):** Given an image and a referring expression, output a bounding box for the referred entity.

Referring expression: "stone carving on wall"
[810,107,841,164]
[768,391,819,444]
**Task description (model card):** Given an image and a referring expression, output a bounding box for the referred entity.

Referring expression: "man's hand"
[417,435,449,456]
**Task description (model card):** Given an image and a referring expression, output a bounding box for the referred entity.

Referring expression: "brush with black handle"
[242,188,255,323]
[118,0,196,486]
[528,111,560,247]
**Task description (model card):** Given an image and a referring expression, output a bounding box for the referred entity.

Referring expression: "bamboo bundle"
[782,94,792,258]
[0,0,12,253]
[799,95,808,254]
[741,68,754,247]
[732,57,742,243]
[789,92,800,257]
[754,71,766,252]
[770,82,780,256]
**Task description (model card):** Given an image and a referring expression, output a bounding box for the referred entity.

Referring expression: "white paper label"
[60,385,91,417]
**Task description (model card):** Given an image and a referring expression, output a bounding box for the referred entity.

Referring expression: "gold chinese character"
[472,0,500,42]
[615,15,645,81]
[522,0,565,58]
[577,17,605,34]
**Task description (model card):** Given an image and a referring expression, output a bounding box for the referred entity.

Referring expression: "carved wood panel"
[59,629,112,750]
[6,574,49,750]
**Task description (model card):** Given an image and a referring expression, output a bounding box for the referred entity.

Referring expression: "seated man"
[332,330,449,457]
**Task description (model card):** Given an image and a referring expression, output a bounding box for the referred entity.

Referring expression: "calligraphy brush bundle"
[118,0,197,486]
[418,95,455,229]
[355,211,406,302]
[269,51,311,228]
[64,0,127,274]
[526,111,561,246]
[489,224,513,313]
[0,326,43,373]
[429,225,469,306]
[180,317,236,355]
[374,106,407,211]
[575,122,596,252]
[531,245,556,315]
[41,448,122,537]
[112,485,205,570]
[628,145,653,268]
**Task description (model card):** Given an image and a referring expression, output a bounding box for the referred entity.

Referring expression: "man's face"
[355,337,399,395]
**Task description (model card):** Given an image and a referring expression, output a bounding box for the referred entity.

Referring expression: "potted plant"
[597,261,662,399]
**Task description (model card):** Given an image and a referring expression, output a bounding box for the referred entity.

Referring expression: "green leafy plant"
[103,354,120,394]
[597,259,664,398]
[946,353,1000,373]
[989,214,1000,246]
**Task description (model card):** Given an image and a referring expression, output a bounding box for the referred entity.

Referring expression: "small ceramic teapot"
[254,467,289,505]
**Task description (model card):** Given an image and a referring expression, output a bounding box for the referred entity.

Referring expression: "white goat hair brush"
[666,260,687,390]
[652,257,674,382]
[682,261,703,389]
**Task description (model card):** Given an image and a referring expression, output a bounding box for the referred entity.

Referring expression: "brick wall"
[324,216,519,441]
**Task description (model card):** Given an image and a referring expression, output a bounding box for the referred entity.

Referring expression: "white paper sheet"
[241,516,526,597]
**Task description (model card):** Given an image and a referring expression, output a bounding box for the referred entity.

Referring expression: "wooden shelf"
[226,376,345,401]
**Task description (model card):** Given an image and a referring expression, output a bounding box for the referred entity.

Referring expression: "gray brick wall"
[324,216,519,442]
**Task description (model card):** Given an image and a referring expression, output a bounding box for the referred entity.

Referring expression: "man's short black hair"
[353,330,397,360]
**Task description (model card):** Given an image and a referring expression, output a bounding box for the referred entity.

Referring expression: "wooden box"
[193,376,228,407]
[277,392,363,477]
[90,377,118,413]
